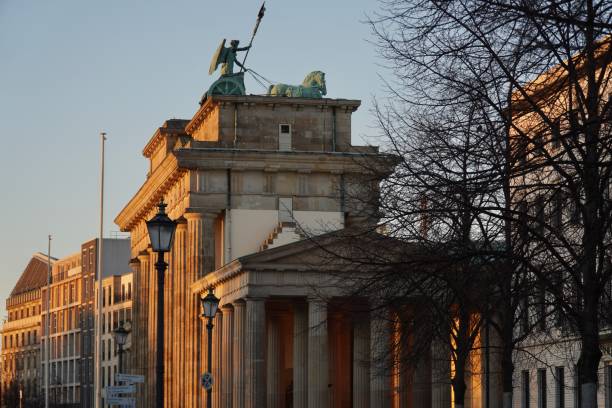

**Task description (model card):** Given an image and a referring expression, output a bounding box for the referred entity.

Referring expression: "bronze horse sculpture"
[267,71,327,98]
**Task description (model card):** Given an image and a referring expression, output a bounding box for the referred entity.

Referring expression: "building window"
[551,191,563,229]
[551,118,561,149]
[522,370,531,408]
[554,366,565,408]
[279,197,293,223]
[127,283,132,300]
[278,124,292,151]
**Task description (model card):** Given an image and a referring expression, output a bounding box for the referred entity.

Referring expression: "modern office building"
[40,238,130,408]
[99,272,133,405]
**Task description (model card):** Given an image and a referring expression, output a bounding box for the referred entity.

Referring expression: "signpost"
[116,374,145,384]
[106,396,136,407]
[107,373,143,407]
[106,385,136,395]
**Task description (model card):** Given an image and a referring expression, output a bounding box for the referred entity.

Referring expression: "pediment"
[236,228,397,273]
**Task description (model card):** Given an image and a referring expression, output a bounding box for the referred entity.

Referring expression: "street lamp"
[113,323,129,376]
[200,288,220,408]
[146,201,177,408]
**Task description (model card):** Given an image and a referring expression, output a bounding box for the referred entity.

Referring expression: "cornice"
[175,148,389,174]
[114,153,184,231]
[142,122,190,159]
[191,259,243,294]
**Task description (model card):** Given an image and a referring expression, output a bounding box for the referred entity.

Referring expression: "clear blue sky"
[0,0,385,320]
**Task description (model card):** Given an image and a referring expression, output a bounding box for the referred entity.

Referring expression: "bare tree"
[365,1,612,407]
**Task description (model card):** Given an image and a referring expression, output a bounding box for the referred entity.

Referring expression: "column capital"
[233,299,246,307]
[221,303,234,312]
[184,209,221,220]
[175,216,188,228]
[306,296,327,304]
[137,251,150,262]
[245,297,267,303]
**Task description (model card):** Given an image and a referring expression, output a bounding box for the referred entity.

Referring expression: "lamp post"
[146,201,177,408]
[113,324,129,376]
[200,288,220,408]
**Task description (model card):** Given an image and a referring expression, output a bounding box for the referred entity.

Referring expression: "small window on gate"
[279,124,292,151]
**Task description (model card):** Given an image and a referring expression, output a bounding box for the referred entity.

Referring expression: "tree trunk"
[452,374,467,408]
[578,310,602,408]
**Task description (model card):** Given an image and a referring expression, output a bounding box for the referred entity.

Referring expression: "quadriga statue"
[267,71,326,98]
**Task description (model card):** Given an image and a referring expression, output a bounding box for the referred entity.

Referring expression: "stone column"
[201,212,217,275]
[245,298,266,408]
[148,249,158,407]
[293,302,308,408]
[221,305,234,408]
[267,313,281,408]
[195,294,203,408]
[233,300,246,408]
[353,317,371,408]
[186,211,205,278]
[370,314,391,408]
[165,244,174,407]
[213,311,223,408]
[134,251,149,408]
[431,339,451,408]
[173,220,187,408]
[308,299,329,408]
[185,211,208,407]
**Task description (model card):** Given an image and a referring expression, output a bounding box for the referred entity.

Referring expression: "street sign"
[201,372,214,390]
[116,373,145,384]
[106,396,136,407]
[107,384,137,395]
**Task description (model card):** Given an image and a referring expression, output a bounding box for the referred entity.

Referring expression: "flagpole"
[45,234,51,408]
[95,132,106,408]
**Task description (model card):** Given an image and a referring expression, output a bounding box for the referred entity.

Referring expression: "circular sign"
[201,372,214,390]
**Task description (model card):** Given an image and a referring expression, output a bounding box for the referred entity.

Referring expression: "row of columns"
[198,298,403,408]
[202,299,495,408]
